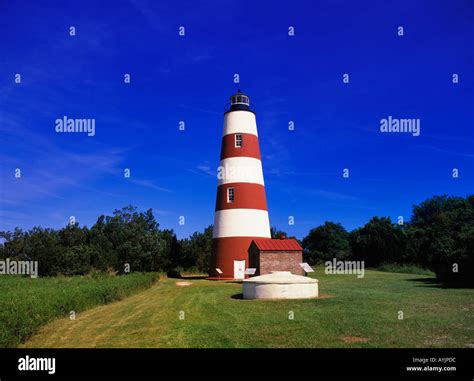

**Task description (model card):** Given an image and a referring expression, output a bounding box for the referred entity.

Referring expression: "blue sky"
[0,0,473,239]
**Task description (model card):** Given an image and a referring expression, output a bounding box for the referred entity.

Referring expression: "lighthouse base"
[210,236,268,279]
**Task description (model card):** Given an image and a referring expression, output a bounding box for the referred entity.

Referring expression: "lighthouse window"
[235,134,243,148]
[227,187,235,203]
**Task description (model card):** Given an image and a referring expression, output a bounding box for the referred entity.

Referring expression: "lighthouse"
[210,90,271,279]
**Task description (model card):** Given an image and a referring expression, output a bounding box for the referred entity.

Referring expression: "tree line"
[302,195,473,285]
[0,195,472,285]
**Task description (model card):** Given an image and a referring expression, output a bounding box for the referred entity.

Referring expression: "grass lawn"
[0,273,159,348]
[20,268,474,348]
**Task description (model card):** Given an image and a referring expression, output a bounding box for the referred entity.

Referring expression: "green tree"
[302,222,350,264]
[178,225,213,272]
[96,205,174,273]
[270,227,288,239]
[89,215,117,271]
[408,195,474,285]
[12,227,63,276]
[349,217,407,267]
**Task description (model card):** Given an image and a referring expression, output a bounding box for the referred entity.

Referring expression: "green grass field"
[18,269,474,348]
[0,272,159,348]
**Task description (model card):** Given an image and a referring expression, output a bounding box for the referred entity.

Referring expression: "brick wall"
[259,251,303,275]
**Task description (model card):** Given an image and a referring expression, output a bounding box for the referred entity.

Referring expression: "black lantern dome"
[229,89,250,111]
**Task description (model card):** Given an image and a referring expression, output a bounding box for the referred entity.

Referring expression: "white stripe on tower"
[217,157,265,186]
[223,111,258,137]
[213,209,271,238]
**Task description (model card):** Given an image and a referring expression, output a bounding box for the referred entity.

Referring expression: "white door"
[234,260,245,279]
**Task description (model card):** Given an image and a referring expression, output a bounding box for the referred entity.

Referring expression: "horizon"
[1,0,473,240]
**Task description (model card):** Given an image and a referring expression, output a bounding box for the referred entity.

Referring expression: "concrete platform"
[242,271,318,300]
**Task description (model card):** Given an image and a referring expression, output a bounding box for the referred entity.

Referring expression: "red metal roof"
[252,238,302,251]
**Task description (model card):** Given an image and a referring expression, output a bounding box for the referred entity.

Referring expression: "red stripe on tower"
[209,90,271,279]
[220,133,261,160]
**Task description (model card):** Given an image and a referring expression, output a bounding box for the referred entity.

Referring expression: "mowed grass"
[20,269,474,348]
[0,273,159,348]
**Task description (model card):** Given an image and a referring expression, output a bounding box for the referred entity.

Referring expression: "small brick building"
[248,238,304,276]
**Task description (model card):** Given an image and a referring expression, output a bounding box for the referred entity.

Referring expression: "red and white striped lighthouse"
[210,90,271,279]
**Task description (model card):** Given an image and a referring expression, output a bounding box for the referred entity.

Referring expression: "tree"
[54,245,93,276]
[408,195,474,285]
[302,222,350,264]
[89,215,117,271]
[94,205,174,273]
[0,228,27,260]
[0,205,178,276]
[349,217,406,267]
[178,225,213,272]
[270,227,288,239]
